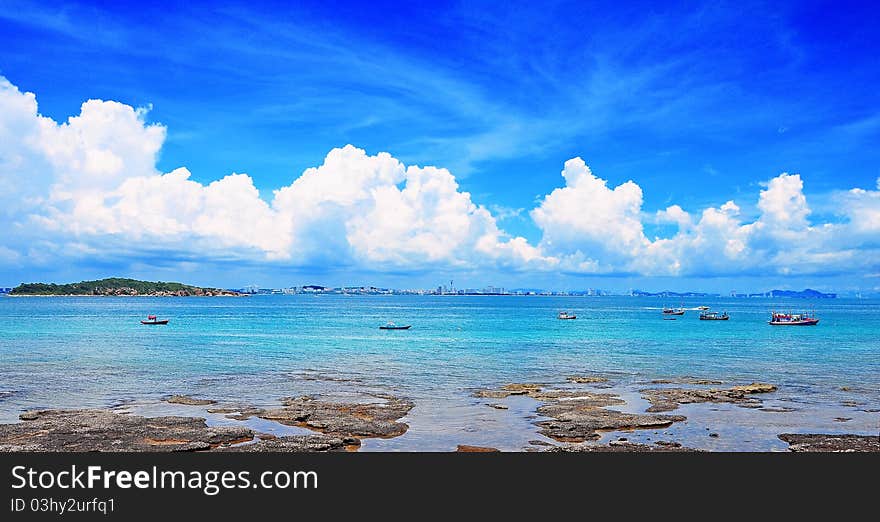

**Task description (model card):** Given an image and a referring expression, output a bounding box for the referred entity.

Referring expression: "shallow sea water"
[1,294,877,450]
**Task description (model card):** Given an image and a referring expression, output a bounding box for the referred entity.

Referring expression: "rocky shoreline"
[204,394,415,441]
[475,383,686,443]
[0,393,414,452]
[0,410,255,452]
[0,377,877,452]
[640,383,778,412]
[471,377,877,452]
[777,433,880,452]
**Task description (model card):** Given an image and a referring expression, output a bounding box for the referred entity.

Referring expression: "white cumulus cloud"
[531,157,648,271]
[1,75,878,281]
[0,77,544,271]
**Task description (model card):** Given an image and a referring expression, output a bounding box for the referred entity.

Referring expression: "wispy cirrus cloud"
[0,0,817,182]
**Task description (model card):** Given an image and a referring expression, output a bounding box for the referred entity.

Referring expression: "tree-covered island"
[9,278,242,296]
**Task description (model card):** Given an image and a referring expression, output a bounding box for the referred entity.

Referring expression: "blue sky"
[1,0,879,292]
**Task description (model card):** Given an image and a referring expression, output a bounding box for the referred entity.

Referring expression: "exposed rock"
[549,441,698,452]
[641,382,778,412]
[654,440,682,448]
[293,372,365,384]
[475,383,622,404]
[531,390,622,402]
[834,417,852,422]
[778,434,880,452]
[502,383,542,393]
[567,376,609,384]
[0,409,252,452]
[474,383,543,399]
[477,383,686,443]
[239,395,414,439]
[0,391,14,400]
[489,404,509,410]
[759,406,798,413]
[730,383,777,394]
[709,432,719,438]
[536,405,686,442]
[455,445,500,452]
[0,408,379,452]
[219,435,353,452]
[650,377,723,385]
[166,395,217,406]
[206,406,266,420]
[528,440,555,446]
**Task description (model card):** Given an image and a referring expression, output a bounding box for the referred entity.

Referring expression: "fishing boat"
[140,315,168,325]
[379,322,412,330]
[662,307,685,316]
[768,311,818,326]
[557,311,577,320]
[699,311,729,320]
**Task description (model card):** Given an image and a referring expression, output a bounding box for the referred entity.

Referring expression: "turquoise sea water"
[0,295,878,450]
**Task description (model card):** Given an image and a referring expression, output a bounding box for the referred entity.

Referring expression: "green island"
[9,278,241,297]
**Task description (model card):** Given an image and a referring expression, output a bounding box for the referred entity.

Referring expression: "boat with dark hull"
[140,315,168,325]
[662,307,685,316]
[768,311,819,326]
[699,311,729,320]
[557,311,577,320]
[379,322,412,330]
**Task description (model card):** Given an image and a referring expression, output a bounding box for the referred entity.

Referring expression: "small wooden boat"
[557,311,577,320]
[379,322,412,330]
[699,311,729,320]
[141,315,168,325]
[768,311,818,326]
[662,307,685,316]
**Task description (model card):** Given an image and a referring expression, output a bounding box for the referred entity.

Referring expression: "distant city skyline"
[228,284,841,298]
[2,278,861,298]
[1,2,879,292]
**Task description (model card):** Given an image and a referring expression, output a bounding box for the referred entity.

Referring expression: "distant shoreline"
[2,292,854,299]
[3,293,247,297]
[6,278,243,297]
